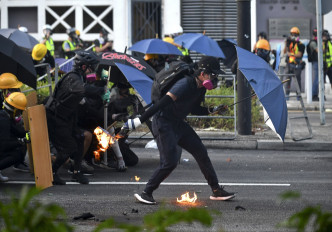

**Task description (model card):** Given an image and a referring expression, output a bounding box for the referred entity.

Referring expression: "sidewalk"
[128,92,332,151]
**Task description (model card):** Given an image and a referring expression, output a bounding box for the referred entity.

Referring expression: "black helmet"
[100,28,108,36]
[74,51,100,71]
[198,56,224,75]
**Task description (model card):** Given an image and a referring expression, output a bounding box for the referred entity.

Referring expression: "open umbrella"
[174,33,225,58]
[115,63,153,105]
[98,52,156,84]
[0,28,39,51]
[129,38,183,56]
[0,35,37,89]
[236,46,288,141]
[217,39,237,68]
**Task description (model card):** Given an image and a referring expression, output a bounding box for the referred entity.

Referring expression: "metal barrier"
[187,74,237,140]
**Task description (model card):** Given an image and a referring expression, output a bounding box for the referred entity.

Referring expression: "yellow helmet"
[32,43,47,61]
[76,29,80,36]
[256,39,270,51]
[0,73,23,89]
[290,27,300,35]
[144,54,158,61]
[163,37,175,45]
[4,92,27,110]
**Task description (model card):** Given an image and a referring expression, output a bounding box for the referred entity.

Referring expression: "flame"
[135,176,140,181]
[93,126,116,160]
[177,192,197,204]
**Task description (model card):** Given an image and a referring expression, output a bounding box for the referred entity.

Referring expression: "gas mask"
[291,35,300,42]
[86,73,97,82]
[203,77,218,90]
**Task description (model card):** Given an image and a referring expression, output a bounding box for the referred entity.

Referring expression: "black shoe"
[68,161,94,176]
[53,173,66,185]
[210,186,235,201]
[312,95,319,101]
[134,191,156,205]
[72,171,89,184]
[13,162,30,173]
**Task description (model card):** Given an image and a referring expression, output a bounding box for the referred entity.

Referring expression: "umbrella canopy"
[0,35,37,89]
[98,52,156,84]
[55,58,74,73]
[236,46,288,141]
[115,62,153,105]
[129,38,183,56]
[174,33,225,58]
[0,28,39,51]
[217,39,237,68]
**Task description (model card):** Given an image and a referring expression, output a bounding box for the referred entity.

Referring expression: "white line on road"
[3,181,291,186]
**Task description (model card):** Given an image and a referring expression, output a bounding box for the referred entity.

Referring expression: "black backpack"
[306,40,317,62]
[151,60,192,104]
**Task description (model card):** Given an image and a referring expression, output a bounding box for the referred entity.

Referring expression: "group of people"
[254,26,332,102]
[1,32,238,204]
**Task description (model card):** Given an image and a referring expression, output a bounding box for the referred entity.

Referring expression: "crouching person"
[45,51,99,185]
[0,92,29,182]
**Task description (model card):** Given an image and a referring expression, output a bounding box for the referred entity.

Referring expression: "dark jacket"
[0,110,26,153]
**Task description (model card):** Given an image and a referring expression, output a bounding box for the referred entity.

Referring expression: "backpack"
[306,40,317,62]
[151,60,192,104]
[45,71,85,119]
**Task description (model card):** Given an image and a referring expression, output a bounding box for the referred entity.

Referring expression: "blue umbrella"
[174,33,225,58]
[236,46,288,141]
[115,62,153,105]
[129,38,183,56]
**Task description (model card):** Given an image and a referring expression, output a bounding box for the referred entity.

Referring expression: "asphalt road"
[1,148,331,232]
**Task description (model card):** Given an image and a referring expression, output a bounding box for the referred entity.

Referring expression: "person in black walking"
[121,56,235,204]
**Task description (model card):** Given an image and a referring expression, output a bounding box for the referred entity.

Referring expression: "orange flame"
[177,192,197,204]
[93,126,116,160]
[135,176,140,181]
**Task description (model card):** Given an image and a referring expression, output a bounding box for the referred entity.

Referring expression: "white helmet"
[42,24,52,31]
[165,25,183,35]
[18,26,28,33]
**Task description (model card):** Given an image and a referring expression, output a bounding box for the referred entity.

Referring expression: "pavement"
[128,91,332,152]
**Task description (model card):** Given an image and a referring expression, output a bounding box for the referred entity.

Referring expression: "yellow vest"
[44,37,54,56]
[323,41,332,68]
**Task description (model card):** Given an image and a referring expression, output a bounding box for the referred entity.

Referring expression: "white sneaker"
[0,171,9,182]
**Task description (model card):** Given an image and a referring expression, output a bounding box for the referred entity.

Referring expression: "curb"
[127,137,332,151]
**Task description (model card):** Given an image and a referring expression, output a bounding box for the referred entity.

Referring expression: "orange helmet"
[256,39,270,51]
[4,92,27,110]
[0,73,23,89]
[144,54,158,61]
[290,27,300,35]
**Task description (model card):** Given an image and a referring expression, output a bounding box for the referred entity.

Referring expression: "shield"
[0,35,37,89]
[129,38,183,56]
[217,39,237,68]
[236,46,288,141]
[98,52,156,84]
[0,28,39,51]
[115,63,153,105]
[174,33,225,58]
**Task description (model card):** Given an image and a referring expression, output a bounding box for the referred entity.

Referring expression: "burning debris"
[93,126,116,161]
[135,176,140,181]
[177,192,197,204]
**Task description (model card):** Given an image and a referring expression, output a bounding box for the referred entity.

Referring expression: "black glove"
[211,104,229,115]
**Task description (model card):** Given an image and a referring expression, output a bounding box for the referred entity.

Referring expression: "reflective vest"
[323,41,332,69]
[44,37,55,56]
[178,47,189,56]
[288,42,301,64]
[62,40,76,52]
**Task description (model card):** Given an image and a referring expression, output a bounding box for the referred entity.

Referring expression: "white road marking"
[2,181,291,186]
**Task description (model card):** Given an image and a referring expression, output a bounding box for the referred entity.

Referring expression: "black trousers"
[0,146,26,170]
[144,114,220,194]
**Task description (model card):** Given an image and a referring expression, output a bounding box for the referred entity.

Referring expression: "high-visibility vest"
[44,37,54,56]
[288,42,300,64]
[323,41,332,69]
[178,47,189,56]
[62,40,76,59]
